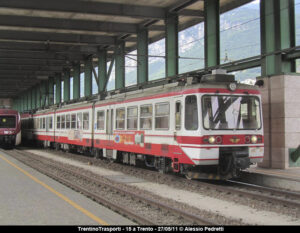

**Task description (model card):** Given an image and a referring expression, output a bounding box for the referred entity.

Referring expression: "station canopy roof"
[0,0,253,97]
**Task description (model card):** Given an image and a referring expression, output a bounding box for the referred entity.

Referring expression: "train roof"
[95,81,260,106]
[34,100,93,116]
[33,79,260,115]
[0,109,19,115]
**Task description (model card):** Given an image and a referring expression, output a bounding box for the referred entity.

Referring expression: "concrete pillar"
[36,84,41,109]
[27,90,32,111]
[137,29,148,84]
[20,97,23,112]
[73,63,81,100]
[258,74,300,169]
[55,73,61,104]
[165,15,178,77]
[31,87,36,110]
[63,69,70,102]
[204,0,220,68]
[20,97,24,112]
[40,81,47,107]
[260,0,295,76]
[22,97,25,112]
[115,41,125,89]
[12,98,17,111]
[84,58,93,97]
[98,50,107,93]
[48,77,54,105]
[23,93,27,111]
[14,98,20,112]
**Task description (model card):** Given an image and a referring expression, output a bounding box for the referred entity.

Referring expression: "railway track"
[2,148,216,225]
[226,180,300,208]
[4,147,300,224]
[192,179,300,210]
[41,147,300,216]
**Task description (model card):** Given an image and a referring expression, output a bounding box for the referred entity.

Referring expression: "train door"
[173,97,182,172]
[45,116,48,146]
[91,105,95,149]
[104,107,116,159]
[106,108,114,136]
[174,97,182,140]
[104,108,114,153]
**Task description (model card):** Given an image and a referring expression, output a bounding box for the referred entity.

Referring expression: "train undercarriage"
[0,135,16,148]
[40,141,252,180]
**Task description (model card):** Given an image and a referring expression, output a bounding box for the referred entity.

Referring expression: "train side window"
[116,108,125,130]
[127,106,138,130]
[46,117,49,131]
[57,116,61,129]
[77,112,82,130]
[140,105,152,130]
[83,112,89,130]
[71,114,76,129]
[97,110,105,130]
[66,114,70,129]
[34,118,38,129]
[185,95,198,130]
[175,101,181,130]
[43,117,46,129]
[61,115,65,129]
[155,102,170,130]
[39,118,43,129]
[49,116,53,129]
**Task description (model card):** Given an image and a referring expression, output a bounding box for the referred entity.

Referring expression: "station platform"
[240,165,300,192]
[0,150,134,225]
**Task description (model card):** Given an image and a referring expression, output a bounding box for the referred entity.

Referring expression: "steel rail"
[227,180,300,199]
[192,179,300,210]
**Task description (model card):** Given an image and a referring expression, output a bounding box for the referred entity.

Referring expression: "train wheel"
[156,157,171,174]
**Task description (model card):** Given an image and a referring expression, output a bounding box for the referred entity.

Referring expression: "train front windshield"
[0,116,16,128]
[202,95,261,130]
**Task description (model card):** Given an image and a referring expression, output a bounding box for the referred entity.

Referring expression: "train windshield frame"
[202,95,262,130]
[0,115,16,128]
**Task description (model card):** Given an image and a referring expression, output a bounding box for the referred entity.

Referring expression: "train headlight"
[4,130,13,134]
[208,136,216,144]
[251,135,258,144]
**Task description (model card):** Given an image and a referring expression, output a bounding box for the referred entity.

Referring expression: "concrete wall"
[0,98,13,109]
[258,74,300,169]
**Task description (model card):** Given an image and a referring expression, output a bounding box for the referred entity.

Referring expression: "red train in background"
[0,109,21,148]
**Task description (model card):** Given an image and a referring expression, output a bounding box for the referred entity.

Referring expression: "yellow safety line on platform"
[0,153,109,226]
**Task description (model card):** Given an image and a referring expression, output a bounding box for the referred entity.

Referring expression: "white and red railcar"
[22,75,264,179]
